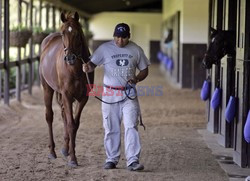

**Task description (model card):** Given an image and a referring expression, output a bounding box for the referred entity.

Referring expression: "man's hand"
[128,78,138,85]
[82,63,89,73]
[128,67,149,85]
[82,61,97,73]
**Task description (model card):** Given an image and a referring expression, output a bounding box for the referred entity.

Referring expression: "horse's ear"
[210,27,217,34]
[61,12,67,23]
[74,12,79,22]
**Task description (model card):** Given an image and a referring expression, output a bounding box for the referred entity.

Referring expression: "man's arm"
[82,61,97,73]
[129,67,149,84]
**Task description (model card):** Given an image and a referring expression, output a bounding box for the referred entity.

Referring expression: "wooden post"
[58,8,62,26]
[16,0,22,101]
[52,6,55,31]
[217,0,236,149]
[28,0,33,94]
[0,0,2,101]
[39,0,42,27]
[22,1,29,86]
[36,0,42,86]
[33,6,37,26]
[0,69,2,100]
[46,4,49,29]
[234,0,250,168]
[4,0,10,105]
[0,0,2,61]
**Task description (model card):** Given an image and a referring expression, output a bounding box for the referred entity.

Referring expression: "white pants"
[102,98,141,166]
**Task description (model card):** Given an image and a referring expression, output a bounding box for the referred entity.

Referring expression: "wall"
[182,0,209,43]
[163,0,184,42]
[162,0,209,88]
[89,12,162,58]
[163,0,183,20]
[163,0,209,44]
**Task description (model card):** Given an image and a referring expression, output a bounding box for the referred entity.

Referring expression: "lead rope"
[79,57,145,130]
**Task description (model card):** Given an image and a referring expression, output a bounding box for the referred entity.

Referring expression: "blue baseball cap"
[113,23,130,38]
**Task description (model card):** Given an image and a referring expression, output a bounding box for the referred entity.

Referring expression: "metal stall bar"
[16,0,22,101]
[21,0,29,87]
[46,4,49,29]
[4,0,10,105]
[28,0,33,94]
[52,5,55,31]
[0,0,3,100]
[35,0,43,86]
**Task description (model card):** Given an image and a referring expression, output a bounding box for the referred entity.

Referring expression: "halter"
[203,53,220,64]
[61,32,78,65]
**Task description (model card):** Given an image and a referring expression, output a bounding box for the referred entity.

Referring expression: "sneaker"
[103,162,116,169]
[127,162,144,171]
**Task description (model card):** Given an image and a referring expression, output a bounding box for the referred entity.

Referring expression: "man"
[82,23,150,171]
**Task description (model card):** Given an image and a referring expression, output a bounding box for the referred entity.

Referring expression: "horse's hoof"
[60,148,69,157]
[48,153,57,159]
[68,161,78,167]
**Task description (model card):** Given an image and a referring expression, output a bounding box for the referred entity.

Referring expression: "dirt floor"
[0,64,229,181]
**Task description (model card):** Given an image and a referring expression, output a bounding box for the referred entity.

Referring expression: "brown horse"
[39,12,94,167]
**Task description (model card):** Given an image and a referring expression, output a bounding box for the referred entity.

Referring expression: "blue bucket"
[164,56,169,70]
[244,110,250,143]
[225,96,236,123]
[167,59,174,70]
[200,80,211,101]
[157,51,162,61]
[211,87,222,109]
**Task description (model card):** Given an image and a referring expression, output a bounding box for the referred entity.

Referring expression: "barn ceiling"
[44,0,162,17]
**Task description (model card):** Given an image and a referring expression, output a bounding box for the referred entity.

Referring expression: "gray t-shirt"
[91,40,150,87]
[90,40,150,102]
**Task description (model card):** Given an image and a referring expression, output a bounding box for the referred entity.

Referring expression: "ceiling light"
[125,1,130,6]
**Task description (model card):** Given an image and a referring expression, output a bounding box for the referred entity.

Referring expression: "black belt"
[103,84,127,91]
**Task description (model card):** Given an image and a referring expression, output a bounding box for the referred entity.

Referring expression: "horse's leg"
[62,107,70,157]
[74,96,89,131]
[62,93,78,167]
[57,93,70,158]
[41,77,56,159]
[62,97,88,166]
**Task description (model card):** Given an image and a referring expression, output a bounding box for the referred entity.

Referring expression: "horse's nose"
[202,57,212,69]
[64,54,77,65]
[69,54,77,60]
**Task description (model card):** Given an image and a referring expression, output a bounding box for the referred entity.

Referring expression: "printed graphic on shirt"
[112,67,133,77]
[116,59,129,66]
[111,54,134,77]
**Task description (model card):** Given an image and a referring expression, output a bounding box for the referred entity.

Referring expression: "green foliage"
[44,28,54,34]
[9,67,16,89]
[32,26,43,34]
[33,26,54,34]
[11,24,31,32]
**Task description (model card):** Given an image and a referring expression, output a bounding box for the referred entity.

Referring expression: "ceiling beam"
[42,0,91,18]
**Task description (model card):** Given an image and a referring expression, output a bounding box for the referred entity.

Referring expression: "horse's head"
[60,12,84,65]
[202,28,235,69]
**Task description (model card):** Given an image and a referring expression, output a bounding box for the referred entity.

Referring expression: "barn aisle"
[0,64,229,181]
